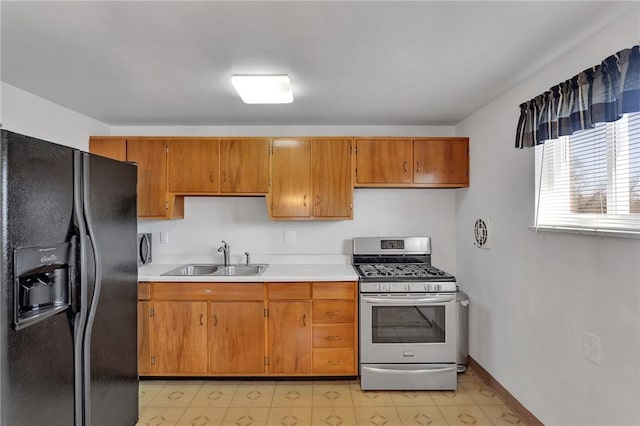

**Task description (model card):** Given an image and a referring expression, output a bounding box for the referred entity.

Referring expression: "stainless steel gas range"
[353,236,457,391]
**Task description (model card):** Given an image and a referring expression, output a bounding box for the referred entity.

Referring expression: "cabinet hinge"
[268,177,271,187]
[165,146,169,154]
[355,146,358,154]
[149,307,154,317]
[350,202,353,210]
[264,308,269,318]
[150,356,156,366]
[264,356,269,366]
[165,201,169,210]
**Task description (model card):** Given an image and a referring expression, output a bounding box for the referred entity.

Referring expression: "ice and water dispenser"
[13,242,74,330]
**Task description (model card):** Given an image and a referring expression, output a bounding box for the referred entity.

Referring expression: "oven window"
[371,305,445,344]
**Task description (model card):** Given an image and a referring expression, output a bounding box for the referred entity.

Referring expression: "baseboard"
[468,356,544,426]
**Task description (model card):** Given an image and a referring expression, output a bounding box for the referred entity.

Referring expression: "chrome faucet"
[244,252,250,266]
[217,241,230,266]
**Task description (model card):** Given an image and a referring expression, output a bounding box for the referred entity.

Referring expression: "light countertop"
[138,262,358,283]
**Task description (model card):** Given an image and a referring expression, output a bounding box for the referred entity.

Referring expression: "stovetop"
[354,263,455,282]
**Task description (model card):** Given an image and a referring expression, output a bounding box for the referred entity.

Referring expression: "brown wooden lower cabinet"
[138,281,358,377]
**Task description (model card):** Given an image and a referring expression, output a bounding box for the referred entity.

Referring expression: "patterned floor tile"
[137,407,187,426]
[312,384,354,407]
[222,407,270,426]
[480,404,523,425]
[349,384,395,407]
[230,384,276,408]
[430,389,477,406]
[395,406,448,426]
[148,384,202,408]
[389,390,436,407]
[311,407,357,426]
[353,406,403,426]
[190,384,239,408]
[140,383,167,408]
[176,407,228,426]
[438,405,493,426]
[266,407,313,426]
[271,384,314,407]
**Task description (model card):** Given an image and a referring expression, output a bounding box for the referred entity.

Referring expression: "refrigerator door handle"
[81,153,103,426]
[72,151,89,426]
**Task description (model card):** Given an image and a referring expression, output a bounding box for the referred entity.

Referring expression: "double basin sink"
[161,263,268,277]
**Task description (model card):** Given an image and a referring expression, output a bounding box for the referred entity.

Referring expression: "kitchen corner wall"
[454,11,640,426]
[0,83,109,150]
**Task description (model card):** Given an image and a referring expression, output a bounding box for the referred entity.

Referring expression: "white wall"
[0,83,108,150]
[454,11,640,426]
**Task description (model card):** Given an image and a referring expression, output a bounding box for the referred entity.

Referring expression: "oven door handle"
[361,295,455,304]
[363,366,457,374]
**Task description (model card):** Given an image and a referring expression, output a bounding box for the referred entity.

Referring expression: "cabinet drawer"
[139,282,151,300]
[268,283,311,300]
[313,350,355,374]
[153,283,264,301]
[312,282,355,300]
[313,325,354,349]
[312,301,354,324]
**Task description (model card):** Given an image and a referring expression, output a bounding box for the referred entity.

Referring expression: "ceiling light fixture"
[231,74,294,104]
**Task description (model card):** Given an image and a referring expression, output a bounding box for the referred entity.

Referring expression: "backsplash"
[137,188,457,273]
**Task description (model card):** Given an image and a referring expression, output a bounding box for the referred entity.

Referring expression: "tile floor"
[137,368,525,426]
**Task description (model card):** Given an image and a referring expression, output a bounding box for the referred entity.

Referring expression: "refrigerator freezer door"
[82,153,138,426]
[1,130,76,425]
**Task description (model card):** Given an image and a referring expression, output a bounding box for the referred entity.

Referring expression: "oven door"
[360,292,456,363]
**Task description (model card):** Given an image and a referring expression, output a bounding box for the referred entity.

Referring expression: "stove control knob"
[423,284,429,292]
[405,284,411,291]
[381,284,390,292]
[434,284,441,292]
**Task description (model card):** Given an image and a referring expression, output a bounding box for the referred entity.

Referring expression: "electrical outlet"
[159,231,169,244]
[583,332,601,364]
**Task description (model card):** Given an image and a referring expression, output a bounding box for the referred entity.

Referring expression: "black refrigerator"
[0,130,139,425]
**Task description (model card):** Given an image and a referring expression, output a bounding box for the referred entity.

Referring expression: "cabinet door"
[270,139,311,218]
[89,137,126,161]
[168,139,219,192]
[355,139,412,184]
[220,139,269,193]
[209,302,265,374]
[126,139,168,218]
[413,139,469,186]
[152,301,208,374]
[311,139,353,218]
[268,301,311,374]
[137,301,153,374]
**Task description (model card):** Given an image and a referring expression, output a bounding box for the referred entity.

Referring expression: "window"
[534,112,640,236]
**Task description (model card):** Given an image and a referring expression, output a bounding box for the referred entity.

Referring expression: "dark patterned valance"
[515,45,639,148]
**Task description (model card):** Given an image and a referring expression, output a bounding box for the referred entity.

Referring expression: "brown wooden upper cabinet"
[355,137,469,188]
[168,138,219,193]
[167,138,269,195]
[89,137,127,161]
[219,139,270,193]
[269,138,353,220]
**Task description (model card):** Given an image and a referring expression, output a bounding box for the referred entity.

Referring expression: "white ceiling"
[1,1,636,127]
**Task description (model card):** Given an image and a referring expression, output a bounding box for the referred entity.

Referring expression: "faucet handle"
[244,252,250,266]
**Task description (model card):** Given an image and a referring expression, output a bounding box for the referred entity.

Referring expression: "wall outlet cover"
[583,331,601,365]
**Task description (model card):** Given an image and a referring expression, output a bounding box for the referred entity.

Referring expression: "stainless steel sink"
[161,263,268,276]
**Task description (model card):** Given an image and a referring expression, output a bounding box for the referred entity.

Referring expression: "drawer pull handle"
[326,311,340,317]
[213,313,218,326]
[199,314,204,326]
[328,360,340,365]
[209,172,215,182]
[403,161,408,173]
[327,336,340,341]
[204,289,212,294]
[302,314,307,327]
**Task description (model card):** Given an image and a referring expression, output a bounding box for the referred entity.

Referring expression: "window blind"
[534,112,640,235]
